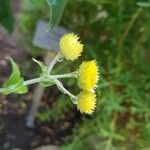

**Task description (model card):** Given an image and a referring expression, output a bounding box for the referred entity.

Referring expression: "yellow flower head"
[77,91,96,114]
[78,60,99,91]
[59,33,83,61]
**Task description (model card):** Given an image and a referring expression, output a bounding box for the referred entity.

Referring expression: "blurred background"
[0,0,150,150]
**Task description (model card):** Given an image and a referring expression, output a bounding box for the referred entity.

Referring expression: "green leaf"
[0,0,14,32]
[40,80,55,87]
[3,58,21,87]
[47,0,68,29]
[33,58,47,74]
[137,2,150,7]
[1,58,28,95]
[33,58,55,87]
[1,78,28,95]
[15,79,28,94]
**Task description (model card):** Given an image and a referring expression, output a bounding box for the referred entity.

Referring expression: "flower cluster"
[60,33,99,114]
[0,32,98,128]
[0,33,99,116]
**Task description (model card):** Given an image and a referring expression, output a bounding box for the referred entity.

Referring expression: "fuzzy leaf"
[1,58,28,95]
[3,58,21,87]
[40,80,55,87]
[1,78,28,95]
[33,59,55,87]
[33,58,47,74]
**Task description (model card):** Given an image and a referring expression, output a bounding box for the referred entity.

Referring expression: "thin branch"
[24,77,45,86]
[50,72,77,79]
[55,79,77,104]
[48,52,62,75]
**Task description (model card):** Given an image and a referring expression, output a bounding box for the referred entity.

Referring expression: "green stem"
[0,72,77,93]
[0,78,44,93]
[24,77,45,86]
[48,52,62,75]
[54,79,77,104]
[50,72,77,79]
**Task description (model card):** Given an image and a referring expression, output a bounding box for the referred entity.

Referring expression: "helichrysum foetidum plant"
[0,33,99,114]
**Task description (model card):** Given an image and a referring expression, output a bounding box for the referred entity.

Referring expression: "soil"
[0,87,81,150]
[0,0,81,149]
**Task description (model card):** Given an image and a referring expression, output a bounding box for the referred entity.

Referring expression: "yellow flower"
[77,91,96,114]
[78,60,99,91]
[59,33,83,61]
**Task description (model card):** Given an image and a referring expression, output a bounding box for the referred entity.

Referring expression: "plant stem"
[48,52,62,75]
[50,72,77,79]
[0,72,77,92]
[24,77,45,86]
[54,79,77,104]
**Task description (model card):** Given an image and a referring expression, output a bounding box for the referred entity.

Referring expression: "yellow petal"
[77,91,96,114]
[59,33,83,61]
[78,60,99,91]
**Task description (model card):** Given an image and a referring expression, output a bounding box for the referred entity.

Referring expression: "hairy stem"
[50,72,77,79]
[55,79,77,104]
[24,77,45,86]
[48,52,62,75]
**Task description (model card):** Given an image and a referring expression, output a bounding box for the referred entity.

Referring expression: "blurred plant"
[36,108,51,123]
[0,0,14,32]
[60,0,150,149]
[18,0,49,56]
[19,0,68,56]
[47,0,68,29]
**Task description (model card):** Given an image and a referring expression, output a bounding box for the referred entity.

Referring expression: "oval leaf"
[1,58,28,95]
[1,78,28,95]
